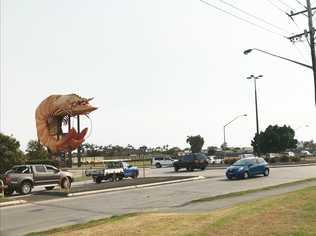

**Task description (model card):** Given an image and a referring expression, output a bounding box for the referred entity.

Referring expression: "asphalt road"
[2,165,316,236]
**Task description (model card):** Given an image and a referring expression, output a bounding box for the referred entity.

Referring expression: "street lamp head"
[243,49,253,55]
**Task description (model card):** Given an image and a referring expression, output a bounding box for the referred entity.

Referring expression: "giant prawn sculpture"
[35,94,97,153]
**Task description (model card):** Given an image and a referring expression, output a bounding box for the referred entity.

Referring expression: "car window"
[183,155,193,161]
[195,154,207,160]
[10,166,31,174]
[35,165,46,173]
[46,165,58,173]
[258,158,266,164]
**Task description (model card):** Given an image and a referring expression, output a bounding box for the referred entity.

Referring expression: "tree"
[0,133,25,174]
[251,125,297,155]
[207,146,217,155]
[25,140,49,160]
[186,135,204,153]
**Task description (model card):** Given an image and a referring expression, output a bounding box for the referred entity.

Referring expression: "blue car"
[122,162,139,179]
[226,157,269,180]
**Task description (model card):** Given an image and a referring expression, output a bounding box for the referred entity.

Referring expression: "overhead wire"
[215,0,292,35]
[293,0,307,9]
[199,0,288,38]
[276,0,297,11]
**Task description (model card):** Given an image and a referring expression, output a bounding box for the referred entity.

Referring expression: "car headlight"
[238,166,244,171]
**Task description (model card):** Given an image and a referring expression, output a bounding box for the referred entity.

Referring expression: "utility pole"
[306,0,316,106]
[288,0,316,105]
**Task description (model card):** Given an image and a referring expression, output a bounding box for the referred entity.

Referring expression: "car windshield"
[232,159,251,166]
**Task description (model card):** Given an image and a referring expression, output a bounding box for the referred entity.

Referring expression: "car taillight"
[194,160,199,164]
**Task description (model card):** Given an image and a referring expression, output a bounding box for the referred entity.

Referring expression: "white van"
[238,154,256,159]
[152,156,174,168]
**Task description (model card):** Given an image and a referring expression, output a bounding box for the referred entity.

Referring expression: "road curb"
[67,176,205,197]
[207,162,316,170]
[0,200,27,207]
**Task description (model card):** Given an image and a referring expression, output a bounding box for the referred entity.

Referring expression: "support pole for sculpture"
[68,116,72,168]
[77,115,81,167]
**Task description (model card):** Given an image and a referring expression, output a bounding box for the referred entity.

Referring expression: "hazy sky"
[1,0,315,151]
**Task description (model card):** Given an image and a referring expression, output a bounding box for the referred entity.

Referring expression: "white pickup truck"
[85,160,125,184]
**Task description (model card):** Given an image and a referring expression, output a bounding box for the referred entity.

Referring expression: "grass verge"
[182,177,316,206]
[27,184,316,236]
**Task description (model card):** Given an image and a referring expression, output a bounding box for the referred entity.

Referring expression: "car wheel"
[187,167,194,172]
[61,178,72,189]
[174,167,179,172]
[200,166,206,171]
[243,171,249,179]
[4,187,14,196]
[227,176,232,180]
[264,168,270,176]
[19,181,32,195]
[95,177,102,184]
[108,175,114,182]
[45,186,55,191]
[155,163,162,168]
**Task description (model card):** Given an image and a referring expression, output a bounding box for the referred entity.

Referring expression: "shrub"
[267,157,279,163]
[26,159,60,168]
[224,157,240,165]
[291,156,301,162]
[280,155,290,162]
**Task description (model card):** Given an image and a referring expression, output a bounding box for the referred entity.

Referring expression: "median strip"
[67,176,205,197]
[0,199,27,207]
[179,177,316,206]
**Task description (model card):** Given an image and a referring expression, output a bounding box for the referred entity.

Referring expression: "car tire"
[61,177,72,189]
[131,172,138,179]
[174,167,179,172]
[4,187,14,196]
[200,166,206,171]
[187,167,193,172]
[19,181,32,195]
[45,186,55,191]
[95,177,102,184]
[108,175,114,182]
[264,168,270,176]
[243,171,249,179]
[227,176,232,180]
[155,163,162,168]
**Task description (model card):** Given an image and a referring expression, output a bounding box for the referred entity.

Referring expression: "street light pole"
[247,75,262,136]
[223,114,247,148]
[244,48,316,105]
[244,48,312,69]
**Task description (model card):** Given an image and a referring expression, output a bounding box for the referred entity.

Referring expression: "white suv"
[152,156,174,168]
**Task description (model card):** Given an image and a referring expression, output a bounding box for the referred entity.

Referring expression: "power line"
[199,0,287,38]
[215,0,292,34]
[266,0,289,14]
[276,0,296,11]
[294,0,307,9]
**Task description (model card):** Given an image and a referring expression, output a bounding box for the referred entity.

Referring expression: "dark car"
[173,153,208,172]
[226,157,269,180]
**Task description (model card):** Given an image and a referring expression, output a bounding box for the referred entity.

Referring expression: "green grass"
[25,213,139,236]
[183,177,316,205]
[27,183,316,236]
